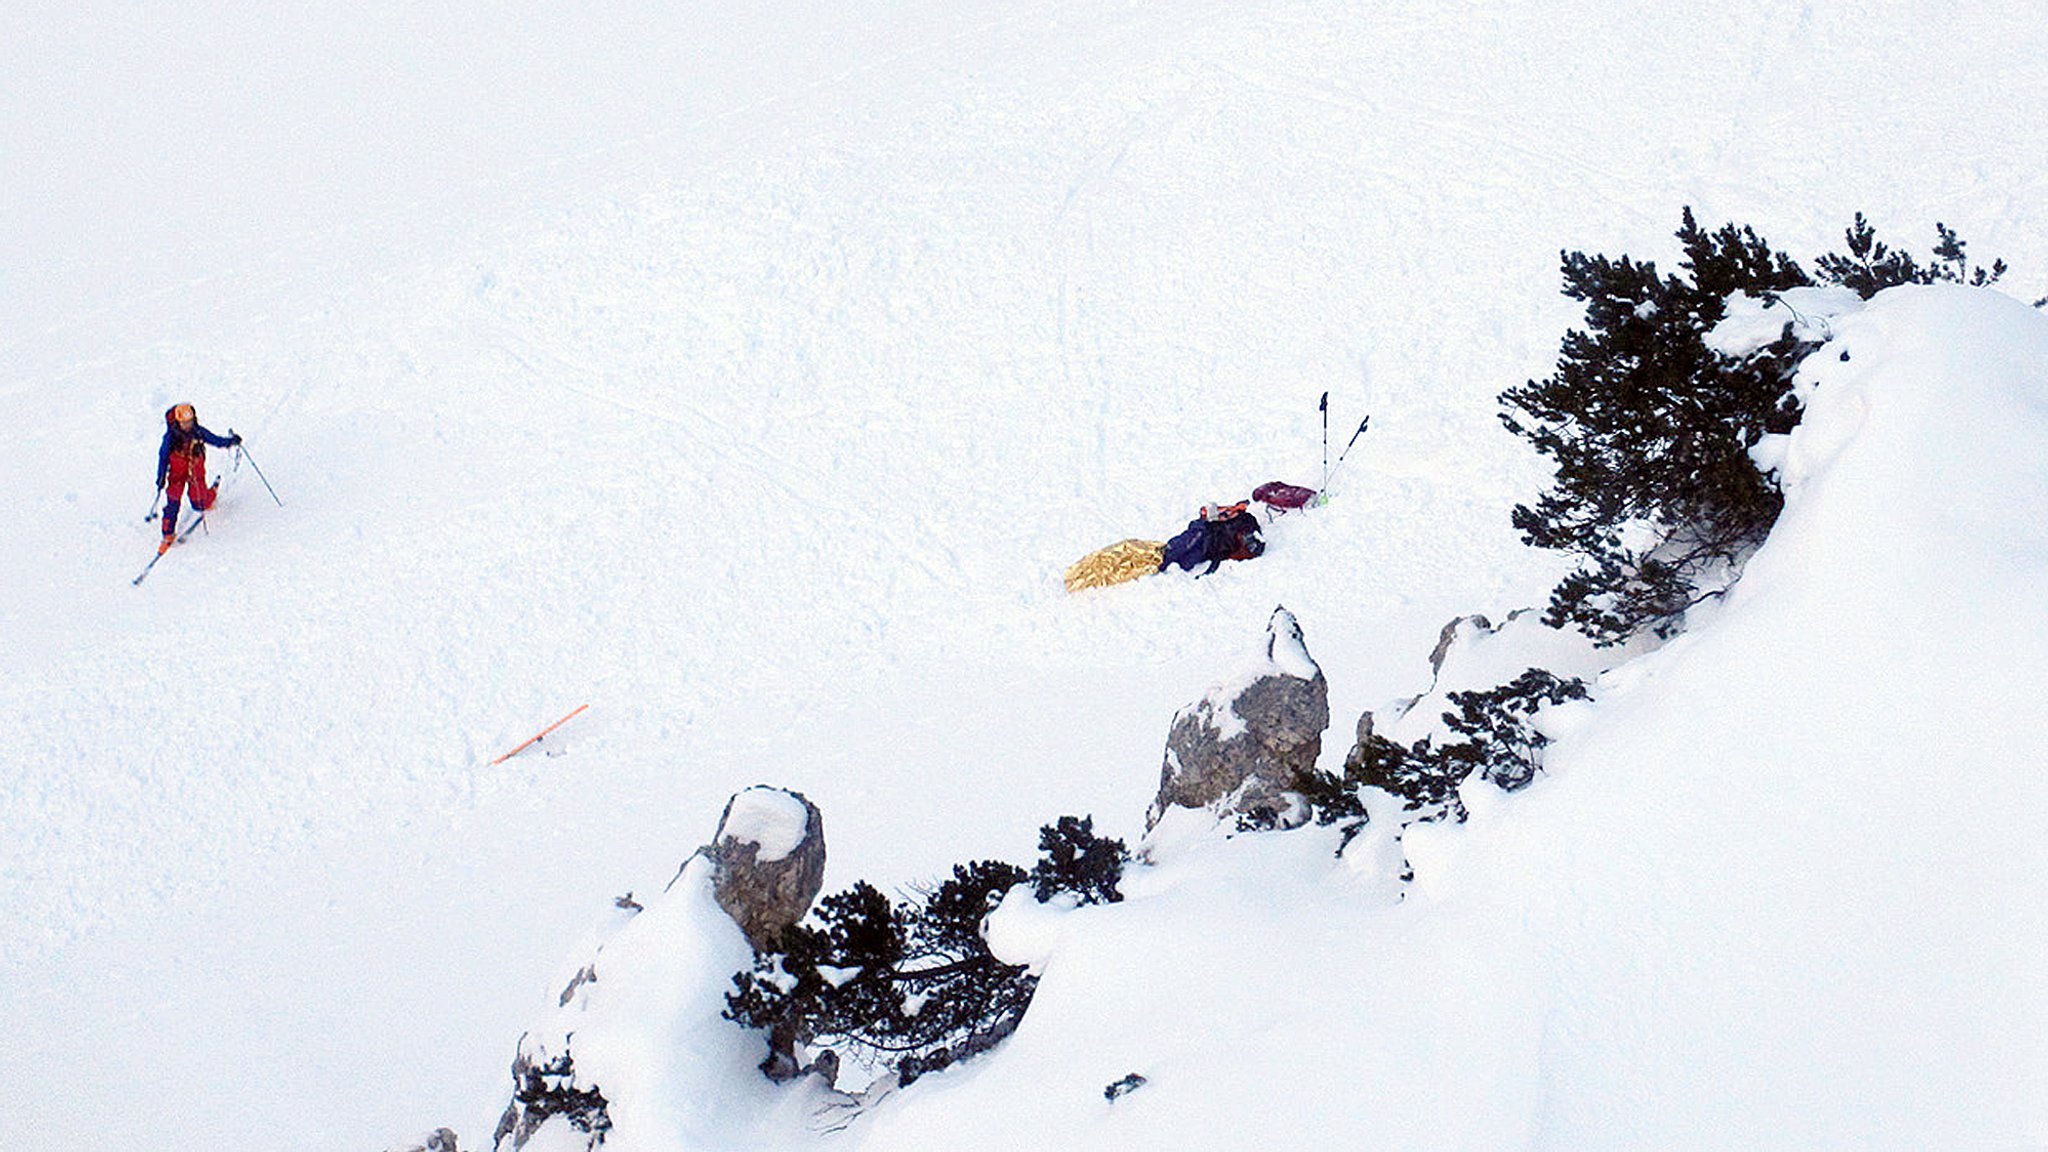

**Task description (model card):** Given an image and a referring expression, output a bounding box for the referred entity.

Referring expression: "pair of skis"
[132,511,210,585]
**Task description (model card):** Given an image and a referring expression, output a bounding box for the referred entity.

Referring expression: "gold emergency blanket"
[1064,538,1165,593]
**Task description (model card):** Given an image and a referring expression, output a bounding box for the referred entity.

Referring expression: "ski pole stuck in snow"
[1316,414,1371,504]
[490,704,590,764]
[1334,414,1370,470]
[1320,390,1330,489]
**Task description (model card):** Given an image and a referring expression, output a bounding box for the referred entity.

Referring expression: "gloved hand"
[229,432,243,446]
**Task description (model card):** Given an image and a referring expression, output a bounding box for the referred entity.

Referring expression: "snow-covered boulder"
[704,786,827,950]
[1148,607,1329,830]
[487,847,815,1151]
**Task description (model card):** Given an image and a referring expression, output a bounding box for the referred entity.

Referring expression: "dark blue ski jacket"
[157,422,237,486]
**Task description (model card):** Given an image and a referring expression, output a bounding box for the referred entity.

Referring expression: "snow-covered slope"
[511,286,2048,1152]
[4,3,2046,1150]
[857,286,2048,1151]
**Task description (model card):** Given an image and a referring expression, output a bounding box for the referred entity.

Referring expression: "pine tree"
[1928,223,2006,288]
[1027,815,1126,905]
[1812,212,1922,298]
[1440,670,1590,792]
[1500,209,1814,644]
[1814,213,2006,298]
[1341,671,1590,822]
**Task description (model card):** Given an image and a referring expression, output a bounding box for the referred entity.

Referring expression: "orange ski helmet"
[168,403,196,426]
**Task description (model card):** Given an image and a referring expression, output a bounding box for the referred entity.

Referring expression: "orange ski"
[491,704,589,764]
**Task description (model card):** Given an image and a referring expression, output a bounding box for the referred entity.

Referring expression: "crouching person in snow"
[156,402,239,553]
[1160,501,1265,576]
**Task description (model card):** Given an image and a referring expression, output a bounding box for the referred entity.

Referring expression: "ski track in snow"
[4,2,2048,1149]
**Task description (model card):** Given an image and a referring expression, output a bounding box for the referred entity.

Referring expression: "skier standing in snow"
[155,403,239,553]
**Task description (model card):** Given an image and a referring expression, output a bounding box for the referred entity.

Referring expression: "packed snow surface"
[523,286,2048,1152]
[4,2,2046,1150]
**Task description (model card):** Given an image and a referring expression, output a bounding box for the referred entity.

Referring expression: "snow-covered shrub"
[491,1047,611,1151]
[726,816,1125,1086]
[1267,763,1370,846]
[1345,670,1589,823]
[1814,213,2007,298]
[1500,209,1815,645]
[1440,669,1590,791]
[1264,665,1586,842]
[1506,209,2018,646]
[385,1128,463,1152]
[724,880,917,1081]
[1027,815,1126,905]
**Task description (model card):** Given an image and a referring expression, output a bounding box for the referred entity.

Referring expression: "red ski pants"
[161,453,214,537]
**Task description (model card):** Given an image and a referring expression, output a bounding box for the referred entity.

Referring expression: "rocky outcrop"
[1149,607,1330,830]
[472,788,829,1151]
[493,1041,610,1152]
[703,785,827,951]
[385,1129,461,1152]
[1428,613,1492,679]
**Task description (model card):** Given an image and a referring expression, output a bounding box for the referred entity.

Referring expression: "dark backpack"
[1161,518,1213,573]
[1213,509,1265,561]
[1160,503,1265,574]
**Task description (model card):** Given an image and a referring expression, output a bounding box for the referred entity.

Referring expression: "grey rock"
[704,786,827,952]
[1428,613,1492,679]
[806,1047,841,1087]
[1342,707,1380,781]
[386,1129,461,1152]
[1149,607,1330,830]
[1105,1072,1148,1101]
[557,965,595,1008]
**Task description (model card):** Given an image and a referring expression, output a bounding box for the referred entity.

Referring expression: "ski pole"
[1336,414,1370,463]
[1319,391,1330,489]
[234,436,285,507]
[146,489,162,523]
[1320,415,1372,496]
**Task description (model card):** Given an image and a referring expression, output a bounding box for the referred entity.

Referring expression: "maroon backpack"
[1253,481,1318,511]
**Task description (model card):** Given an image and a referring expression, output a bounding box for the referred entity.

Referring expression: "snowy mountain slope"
[1441,286,2048,1148]
[4,2,2047,1149]
[821,286,2048,1152]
